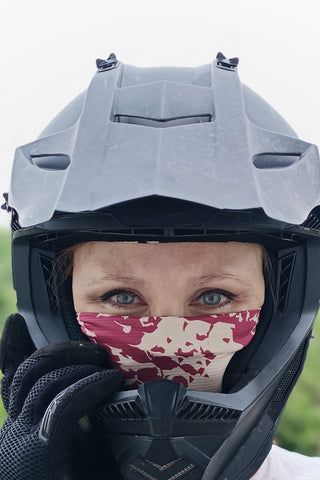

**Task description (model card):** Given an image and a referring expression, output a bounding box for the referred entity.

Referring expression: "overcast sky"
[1,0,320,226]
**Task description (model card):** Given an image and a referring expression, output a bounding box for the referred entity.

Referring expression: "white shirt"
[252,445,320,479]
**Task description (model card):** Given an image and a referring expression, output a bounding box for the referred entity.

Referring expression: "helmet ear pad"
[222,252,276,393]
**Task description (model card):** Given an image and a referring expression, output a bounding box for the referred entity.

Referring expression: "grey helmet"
[5,52,320,480]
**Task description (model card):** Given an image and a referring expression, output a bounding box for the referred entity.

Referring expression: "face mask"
[77,309,260,392]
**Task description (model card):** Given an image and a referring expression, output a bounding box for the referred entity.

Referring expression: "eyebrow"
[195,274,252,287]
[93,274,145,285]
[90,272,252,287]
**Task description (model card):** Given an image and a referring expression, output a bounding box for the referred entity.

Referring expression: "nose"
[141,277,190,317]
[147,296,187,317]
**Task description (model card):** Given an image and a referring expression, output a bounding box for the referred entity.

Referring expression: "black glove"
[0,314,124,480]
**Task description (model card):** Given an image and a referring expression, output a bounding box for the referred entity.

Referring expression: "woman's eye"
[100,290,140,307]
[114,292,136,304]
[202,292,225,305]
[198,290,234,307]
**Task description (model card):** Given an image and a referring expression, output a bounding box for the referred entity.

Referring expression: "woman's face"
[72,242,265,316]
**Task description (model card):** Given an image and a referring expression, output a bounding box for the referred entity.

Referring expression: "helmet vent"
[177,401,241,421]
[272,339,307,402]
[301,210,320,231]
[253,153,300,169]
[31,154,71,171]
[103,228,242,237]
[114,115,211,127]
[11,216,21,232]
[276,252,296,313]
[39,254,59,314]
[99,401,146,420]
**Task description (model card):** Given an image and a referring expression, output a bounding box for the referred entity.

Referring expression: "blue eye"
[198,289,235,307]
[100,289,141,308]
[115,293,136,304]
[202,292,224,305]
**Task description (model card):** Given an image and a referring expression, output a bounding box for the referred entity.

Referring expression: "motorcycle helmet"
[4,52,320,480]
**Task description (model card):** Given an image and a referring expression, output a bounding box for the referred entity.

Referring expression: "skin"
[72,242,265,316]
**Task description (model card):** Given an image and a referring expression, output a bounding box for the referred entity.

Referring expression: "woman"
[1,52,320,479]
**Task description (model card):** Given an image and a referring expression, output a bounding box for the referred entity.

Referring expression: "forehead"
[73,241,263,277]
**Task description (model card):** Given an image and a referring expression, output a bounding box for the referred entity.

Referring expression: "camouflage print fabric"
[77,310,260,392]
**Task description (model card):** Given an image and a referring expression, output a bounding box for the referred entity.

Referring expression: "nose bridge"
[148,293,186,317]
[149,303,186,318]
[146,276,187,317]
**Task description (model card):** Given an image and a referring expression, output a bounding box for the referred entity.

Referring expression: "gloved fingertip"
[0,313,35,373]
[39,369,124,444]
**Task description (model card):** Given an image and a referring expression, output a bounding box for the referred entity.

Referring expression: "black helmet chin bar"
[42,329,308,480]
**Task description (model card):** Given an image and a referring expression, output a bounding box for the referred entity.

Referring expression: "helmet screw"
[96,53,118,72]
[216,52,239,70]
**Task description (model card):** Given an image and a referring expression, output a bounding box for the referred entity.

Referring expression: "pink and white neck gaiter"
[77,310,260,392]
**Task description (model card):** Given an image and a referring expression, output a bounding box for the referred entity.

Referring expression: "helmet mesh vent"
[99,401,146,420]
[177,401,241,421]
[276,253,296,313]
[272,340,307,402]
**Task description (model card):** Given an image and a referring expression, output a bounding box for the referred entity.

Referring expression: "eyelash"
[99,289,140,309]
[195,289,236,307]
[98,289,236,309]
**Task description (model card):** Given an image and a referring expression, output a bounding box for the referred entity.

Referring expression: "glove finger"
[0,313,35,374]
[43,369,123,480]
[0,313,35,411]
[9,341,111,416]
[29,340,111,365]
[39,369,124,445]
[11,364,104,423]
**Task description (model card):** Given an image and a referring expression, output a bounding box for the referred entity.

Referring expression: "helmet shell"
[6,55,320,480]
[9,59,320,227]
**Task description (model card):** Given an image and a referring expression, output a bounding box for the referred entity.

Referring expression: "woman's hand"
[0,314,123,480]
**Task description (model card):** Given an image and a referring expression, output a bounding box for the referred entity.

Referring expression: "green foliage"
[0,228,17,425]
[0,228,319,457]
[275,316,320,455]
[0,228,16,328]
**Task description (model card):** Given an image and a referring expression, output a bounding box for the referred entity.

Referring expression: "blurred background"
[0,0,320,456]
